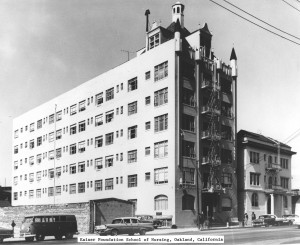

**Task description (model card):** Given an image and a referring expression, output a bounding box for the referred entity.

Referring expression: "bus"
[20,214,78,241]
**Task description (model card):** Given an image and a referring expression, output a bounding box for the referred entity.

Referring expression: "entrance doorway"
[267,196,271,214]
[202,193,218,220]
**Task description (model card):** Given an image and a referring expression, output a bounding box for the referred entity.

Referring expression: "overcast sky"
[1,0,300,187]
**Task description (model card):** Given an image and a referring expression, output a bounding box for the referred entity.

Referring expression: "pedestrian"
[251,212,256,223]
[199,212,205,230]
[244,213,248,226]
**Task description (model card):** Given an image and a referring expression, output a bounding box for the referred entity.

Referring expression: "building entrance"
[267,196,271,214]
[202,193,218,221]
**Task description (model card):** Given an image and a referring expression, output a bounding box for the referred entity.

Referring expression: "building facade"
[12,2,237,227]
[237,130,296,222]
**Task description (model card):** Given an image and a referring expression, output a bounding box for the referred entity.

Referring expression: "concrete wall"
[0,203,90,235]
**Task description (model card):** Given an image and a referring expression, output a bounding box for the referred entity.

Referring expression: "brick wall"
[0,203,90,235]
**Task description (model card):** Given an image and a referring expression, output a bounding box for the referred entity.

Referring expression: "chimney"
[145,9,150,32]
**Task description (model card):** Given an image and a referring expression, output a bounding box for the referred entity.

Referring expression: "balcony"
[202,156,221,166]
[201,80,220,90]
[265,163,282,172]
[202,57,214,73]
[265,184,286,194]
[201,105,221,116]
[201,130,221,141]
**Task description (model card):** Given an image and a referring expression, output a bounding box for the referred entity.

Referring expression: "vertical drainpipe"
[195,50,201,229]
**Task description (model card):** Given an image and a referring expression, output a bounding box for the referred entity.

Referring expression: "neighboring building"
[12,2,237,227]
[0,186,11,207]
[237,130,296,222]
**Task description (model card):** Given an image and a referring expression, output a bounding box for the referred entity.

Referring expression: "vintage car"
[135,215,162,229]
[95,217,154,236]
[252,214,285,227]
[0,227,14,243]
[282,214,299,225]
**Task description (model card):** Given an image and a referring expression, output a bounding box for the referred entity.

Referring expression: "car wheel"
[55,235,63,240]
[25,237,34,242]
[65,233,73,239]
[36,234,45,241]
[154,225,158,229]
[111,229,118,236]
[140,229,146,235]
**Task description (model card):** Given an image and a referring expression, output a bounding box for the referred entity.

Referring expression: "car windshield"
[112,219,122,224]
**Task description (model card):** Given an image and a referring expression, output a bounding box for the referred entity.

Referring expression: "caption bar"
[78,235,224,243]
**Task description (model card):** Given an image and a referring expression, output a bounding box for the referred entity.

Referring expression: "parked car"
[95,217,154,236]
[282,214,299,225]
[252,214,285,227]
[293,216,300,228]
[0,227,14,243]
[135,214,162,229]
[20,214,78,241]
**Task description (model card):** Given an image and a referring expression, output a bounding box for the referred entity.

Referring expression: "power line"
[221,0,300,41]
[282,0,300,13]
[208,0,300,46]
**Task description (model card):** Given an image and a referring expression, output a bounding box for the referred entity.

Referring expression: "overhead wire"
[208,0,300,47]
[221,0,300,41]
[282,0,300,13]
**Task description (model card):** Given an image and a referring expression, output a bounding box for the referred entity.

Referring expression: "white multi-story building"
[237,130,296,222]
[12,2,237,227]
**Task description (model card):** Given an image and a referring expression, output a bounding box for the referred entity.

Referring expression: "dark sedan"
[252,215,277,227]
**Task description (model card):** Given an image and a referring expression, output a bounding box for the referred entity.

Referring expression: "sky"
[0,0,300,187]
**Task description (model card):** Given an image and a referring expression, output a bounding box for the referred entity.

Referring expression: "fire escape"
[201,57,222,193]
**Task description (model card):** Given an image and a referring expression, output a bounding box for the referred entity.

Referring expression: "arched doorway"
[267,195,271,214]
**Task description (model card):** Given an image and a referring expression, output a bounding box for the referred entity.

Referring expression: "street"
[3,226,300,244]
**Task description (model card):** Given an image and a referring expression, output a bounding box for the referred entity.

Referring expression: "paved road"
[3,226,300,244]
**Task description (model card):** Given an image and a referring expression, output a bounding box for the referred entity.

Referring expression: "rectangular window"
[105,110,114,123]
[280,158,289,169]
[48,150,54,160]
[48,169,54,179]
[70,184,76,194]
[37,136,42,146]
[145,121,151,130]
[49,114,54,124]
[95,114,103,126]
[49,132,54,142]
[56,110,62,121]
[37,120,42,129]
[128,101,137,115]
[154,87,168,106]
[182,114,195,132]
[221,173,232,188]
[154,167,168,184]
[281,177,289,189]
[14,161,18,170]
[154,140,168,158]
[14,176,18,185]
[145,96,151,105]
[56,129,62,140]
[29,156,34,165]
[36,154,42,164]
[149,33,160,49]
[96,92,103,105]
[95,158,103,170]
[79,100,86,112]
[78,182,85,193]
[105,155,114,168]
[70,144,76,155]
[56,148,62,158]
[145,71,151,80]
[95,136,103,148]
[56,167,61,177]
[36,189,41,198]
[70,124,76,135]
[250,172,260,186]
[78,121,86,132]
[128,174,138,188]
[182,167,195,185]
[78,162,85,172]
[128,150,137,163]
[105,178,114,190]
[70,104,77,115]
[145,172,151,181]
[106,87,114,101]
[128,125,137,139]
[56,186,61,195]
[95,180,103,191]
[105,132,114,145]
[14,145,18,154]
[78,141,85,153]
[70,164,76,174]
[128,77,138,92]
[36,171,41,181]
[30,123,35,132]
[29,190,34,199]
[30,139,35,149]
[154,61,168,81]
[14,129,19,138]
[155,114,168,132]
[250,151,260,164]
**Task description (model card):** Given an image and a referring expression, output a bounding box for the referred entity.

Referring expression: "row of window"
[251,193,288,208]
[249,151,289,169]
[250,172,289,189]
[13,167,168,197]
[13,140,168,171]
[14,62,169,139]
